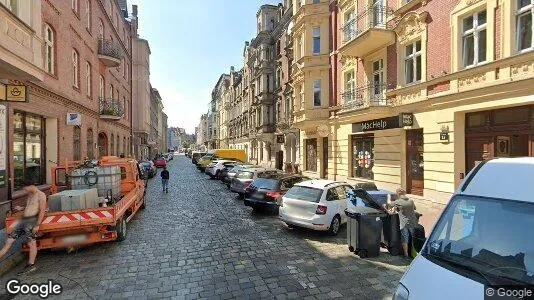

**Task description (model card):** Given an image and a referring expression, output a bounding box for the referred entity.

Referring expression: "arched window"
[87,128,94,158]
[44,24,55,74]
[72,49,79,88]
[110,133,115,155]
[85,0,91,30]
[98,19,104,39]
[99,75,104,98]
[109,84,114,99]
[123,136,126,155]
[116,135,120,155]
[73,126,81,160]
[85,61,91,97]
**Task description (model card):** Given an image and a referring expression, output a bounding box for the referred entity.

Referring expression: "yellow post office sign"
[6,85,27,102]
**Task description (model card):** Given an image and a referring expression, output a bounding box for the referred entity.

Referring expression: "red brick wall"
[427,81,451,96]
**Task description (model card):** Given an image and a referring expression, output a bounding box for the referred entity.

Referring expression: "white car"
[279,180,353,235]
[205,160,237,179]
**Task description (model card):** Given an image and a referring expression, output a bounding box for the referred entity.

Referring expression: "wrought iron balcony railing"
[342,5,394,44]
[99,98,125,119]
[341,83,389,111]
[98,38,123,66]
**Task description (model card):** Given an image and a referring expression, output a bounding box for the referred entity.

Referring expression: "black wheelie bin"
[345,188,387,258]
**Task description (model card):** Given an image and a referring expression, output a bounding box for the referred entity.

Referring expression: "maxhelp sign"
[352,113,414,132]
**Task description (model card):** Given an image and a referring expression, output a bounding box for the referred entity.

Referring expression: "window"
[73,127,81,160]
[345,70,355,93]
[313,0,320,3]
[462,11,487,68]
[276,67,281,88]
[6,0,18,15]
[299,84,304,109]
[110,133,115,156]
[72,49,79,88]
[517,0,534,51]
[116,135,120,155]
[99,75,104,98]
[405,40,422,84]
[109,84,114,99]
[98,19,104,39]
[313,80,321,106]
[313,27,321,55]
[87,128,94,158]
[306,139,317,172]
[85,62,91,97]
[85,0,91,30]
[351,135,374,179]
[72,0,78,14]
[44,24,55,74]
[267,73,273,92]
[13,112,46,190]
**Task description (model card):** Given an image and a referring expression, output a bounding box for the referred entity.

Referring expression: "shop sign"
[66,113,82,126]
[352,113,414,132]
[276,135,285,143]
[0,104,6,188]
[0,83,28,102]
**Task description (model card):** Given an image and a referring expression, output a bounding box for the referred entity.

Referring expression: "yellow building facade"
[296,0,534,205]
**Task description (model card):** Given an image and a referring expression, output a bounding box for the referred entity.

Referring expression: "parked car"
[222,164,256,187]
[192,151,207,165]
[219,163,242,183]
[139,161,157,178]
[205,160,238,179]
[244,173,310,212]
[230,168,280,197]
[394,157,534,300]
[279,180,354,235]
[153,157,167,168]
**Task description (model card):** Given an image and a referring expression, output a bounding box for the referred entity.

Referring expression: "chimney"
[133,5,138,17]
[230,66,235,73]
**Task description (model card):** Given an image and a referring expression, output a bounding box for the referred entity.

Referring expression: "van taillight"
[316,205,327,215]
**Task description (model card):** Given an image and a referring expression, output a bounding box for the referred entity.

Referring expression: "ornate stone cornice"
[393,11,429,45]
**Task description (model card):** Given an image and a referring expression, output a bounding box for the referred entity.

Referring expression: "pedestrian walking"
[161,166,170,193]
[0,185,47,275]
[386,188,417,257]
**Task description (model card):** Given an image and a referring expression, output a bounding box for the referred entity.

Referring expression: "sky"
[129,0,280,134]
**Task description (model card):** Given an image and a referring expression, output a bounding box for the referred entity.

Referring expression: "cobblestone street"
[1,156,409,299]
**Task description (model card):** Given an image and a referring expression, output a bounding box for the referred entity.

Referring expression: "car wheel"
[287,223,295,229]
[215,170,220,179]
[358,250,368,258]
[116,218,127,242]
[328,215,341,236]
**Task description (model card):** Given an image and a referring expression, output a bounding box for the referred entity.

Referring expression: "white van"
[394,158,534,300]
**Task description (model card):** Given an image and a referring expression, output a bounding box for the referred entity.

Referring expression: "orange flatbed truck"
[5,156,147,250]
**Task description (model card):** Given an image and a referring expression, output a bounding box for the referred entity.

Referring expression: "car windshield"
[236,171,254,179]
[423,195,534,285]
[251,178,279,190]
[140,162,151,168]
[284,186,323,203]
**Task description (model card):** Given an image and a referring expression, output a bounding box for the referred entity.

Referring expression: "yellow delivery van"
[198,149,247,170]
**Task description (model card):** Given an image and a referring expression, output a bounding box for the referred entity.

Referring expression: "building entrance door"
[98,132,108,158]
[406,129,424,196]
[276,150,283,170]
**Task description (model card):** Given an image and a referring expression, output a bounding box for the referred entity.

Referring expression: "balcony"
[341,83,389,112]
[293,108,330,129]
[99,98,124,120]
[339,5,395,58]
[98,39,123,67]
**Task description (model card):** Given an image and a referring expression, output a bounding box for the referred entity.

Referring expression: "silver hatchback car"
[230,168,280,197]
